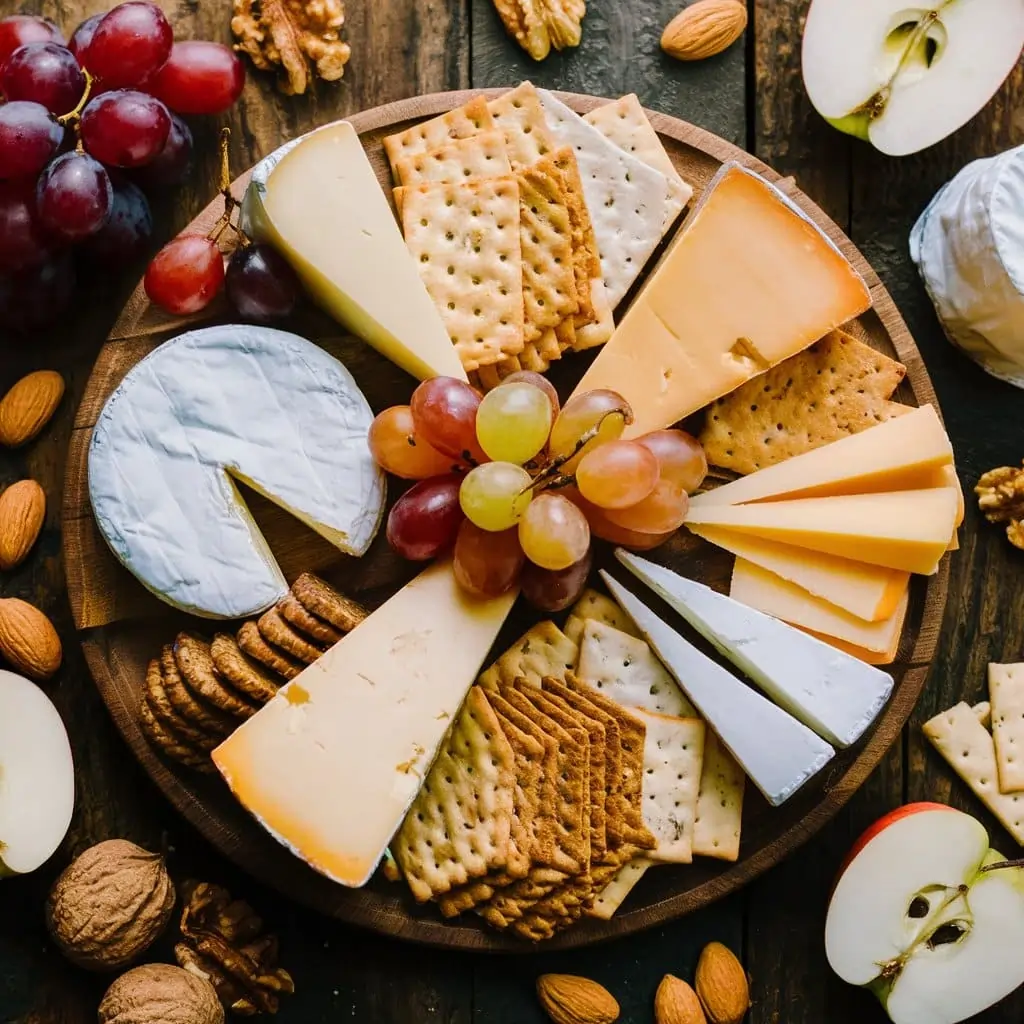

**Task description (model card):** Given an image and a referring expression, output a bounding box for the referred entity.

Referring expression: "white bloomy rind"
[0,670,74,877]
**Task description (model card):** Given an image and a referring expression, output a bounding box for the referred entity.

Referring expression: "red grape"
[68,14,102,64]
[37,152,112,242]
[521,548,592,612]
[84,176,152,266]
[84,2,172,88]
[225,244,300,322]
[0,101,63,179]
[386,475,464,561]
[0,180,53,273]
[145,234,224,314]
[453,521,524,597]
[80,90,171,168]
[2,43,85,115]
[132,112,192,190]
[410,377,487,464]
[0,252,74,331]
[149,41,245,115]
[0,16,63,71]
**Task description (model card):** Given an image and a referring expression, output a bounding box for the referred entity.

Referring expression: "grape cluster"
[369,373,708,612]
[0,5,245,332]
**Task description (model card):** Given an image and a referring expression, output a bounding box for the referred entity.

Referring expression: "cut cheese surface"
[571,163,871,437]
[241,121,466,382]
[731,559,909,659]
[213,562,517,888]
[686,488,959,575]
[690,405,953,507]
[616,552,894,748]
[688,524,908,622]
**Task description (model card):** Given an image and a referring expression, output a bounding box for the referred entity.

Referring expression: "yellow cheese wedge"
[242,122,467,382]
[730,559,909,661]
[686,487,960,575]
[691,405,953,508]
[213,561,516,888]
[689,524,908,622]
[800,627,903,666]
[570,163,871,437]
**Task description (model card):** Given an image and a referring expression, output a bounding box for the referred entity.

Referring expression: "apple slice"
[0,670,74,878]
[802,0,1024,156]
[826,803,1024,1023]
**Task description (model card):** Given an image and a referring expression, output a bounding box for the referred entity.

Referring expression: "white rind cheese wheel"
[89,325,385,619]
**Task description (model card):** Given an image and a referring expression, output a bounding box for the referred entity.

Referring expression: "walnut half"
[492,0,586,61]
[976,462,1024,551]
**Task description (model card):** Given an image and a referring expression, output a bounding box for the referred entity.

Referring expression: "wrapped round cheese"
[911,145,1024,387]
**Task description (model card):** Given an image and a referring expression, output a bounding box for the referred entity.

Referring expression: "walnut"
[976,462,1024,550]
[492,0,586,61]
[46,839,175,971]
[174,881,294,1015]
[231,0,351,96]
[98,964,224,1024]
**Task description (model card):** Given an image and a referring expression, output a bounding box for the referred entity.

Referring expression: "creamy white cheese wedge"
[600,572,835,806]
[88,325,385,619]
[616,552,894,748]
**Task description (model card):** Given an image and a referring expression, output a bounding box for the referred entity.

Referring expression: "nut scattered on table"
[98,963,224,1024]
[655,974,708,1024]
[661,0,748,62]
[976,462,1024,550]
[0,597,62,681]
[46,839,175,971]
[0,479,45,571]
[536,973,620,1024]
[175,880,295,1015]
[0,370,64,449]
[492,0,587,62]
[232,0,351,96]
[694,943,750,1024]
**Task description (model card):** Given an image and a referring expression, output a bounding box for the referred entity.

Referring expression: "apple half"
[0,670,74,878]
[802,0,1024,156]
[826,803,1024,1024]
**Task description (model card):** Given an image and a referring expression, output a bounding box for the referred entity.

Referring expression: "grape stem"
[207,127,248,246]
[59,69,94,152]
[521,410,626,495]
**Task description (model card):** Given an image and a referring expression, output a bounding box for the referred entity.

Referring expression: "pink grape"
[149,41,246,115]
[387,475,464,561]
[576,440,660,509]
[410,377,487,464]
[85,2,173,88]
[368,406,457,480]
[636,429,708,494]
[0,101,63,179]
[519,492,591,571]
[145,234,224,314]
[37,152,112,241]
[453,521,524,597]
[80,90,171,168]
[604,480,690,534]
[2,43,85,116]
[0,16,63,71]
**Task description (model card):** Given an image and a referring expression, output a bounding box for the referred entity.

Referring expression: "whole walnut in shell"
[46,839,175,970]
[98,964,224,1024]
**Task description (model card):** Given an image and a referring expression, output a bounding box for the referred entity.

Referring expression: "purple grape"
[1,42,85,116]
[132,112,193,190]
[225,244,300,322]
[0,252,75,332]
[37,152,112,242]
[83,176,152,266]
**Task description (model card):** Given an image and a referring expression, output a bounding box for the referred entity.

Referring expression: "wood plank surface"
[1,0,1022,1020]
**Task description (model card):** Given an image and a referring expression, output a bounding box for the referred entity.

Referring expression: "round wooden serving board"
[63,90,949,952]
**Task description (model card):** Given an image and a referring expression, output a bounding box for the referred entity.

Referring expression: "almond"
[537,973,620,1024]
[661,0,748,61]
[695,943,750,1024]
[655,974,707,1024]
[0,371,65,449]
[0,480,46,571]
[0,598,62,681]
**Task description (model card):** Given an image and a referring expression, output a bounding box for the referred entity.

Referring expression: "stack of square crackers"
[381,83,692,390]
[390,589,746,941]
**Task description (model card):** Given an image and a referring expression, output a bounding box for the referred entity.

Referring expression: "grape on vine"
[501,370,560,419]
[386,476,464,562]
[1,42,85,115]
[636,429,708,494]
[83,2,173,89]
[475,382,552,465]
[80,90,171,168]
[149,41,245,115]
[604,480,690,534]
[226,244,300,323]
[520,548,592,612]
[369,406,456,480]
[84,176,152,266]
[411,377,487,464]
[576,440,660,509]
[0,16,63,70]
[144,234,224,315]
[548,389,633,472]
[453,521,524,598]
[518,492,591,571]
[459,462,532,532]
[0,101,64,180]
[37,152,112,241]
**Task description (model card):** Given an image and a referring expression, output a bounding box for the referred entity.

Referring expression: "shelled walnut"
[492,0,586,61]
[976,462,1024,550]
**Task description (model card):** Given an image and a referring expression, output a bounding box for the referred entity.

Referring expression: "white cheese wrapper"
[910,144,1024,388]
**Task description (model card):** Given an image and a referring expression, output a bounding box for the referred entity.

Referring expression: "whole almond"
[0,371,65,448]
[0,598,62,681]
[0,480,46,571]
[537,974,620,1024]
[661,0,748,61]
[695,943,750,1024]
[656,974,707,1024]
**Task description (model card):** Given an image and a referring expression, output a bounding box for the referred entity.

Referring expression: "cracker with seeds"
[237,620,304,681]
[393,687,516,902]
[290,573,367,633]
[478,620,578,689]
[550,146,599,325]
[693,733,746,862]
[383,96,495,177]
[564,588,641,645]
[588,857,653,921]
[393,130,513,188]
[257,607,325,665]
[277,593,343,647]
[699,330,908,475]
[925,702,1024,844]
[488,82,557,169]
[571,277,615,352]
[989,664,1024,793]
[398,176,526,371]
[211,633,282,705]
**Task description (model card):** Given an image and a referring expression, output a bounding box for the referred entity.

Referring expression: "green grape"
[475,382,553,464]
[548,389,633,472]
[518,492,591,571]
[459,462,533,532]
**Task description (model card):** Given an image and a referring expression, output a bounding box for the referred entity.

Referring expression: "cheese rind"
[600,572,835,806]
[571,163,871,437]
[690,405,953,508]
[241,121,466,382]
[213,562,517,888]
[616,552,894,748]
[685,488,959,575]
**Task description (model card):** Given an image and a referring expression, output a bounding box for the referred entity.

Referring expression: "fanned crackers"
[989,664,1024,793]
[478,621,578,688]
[564,588,640,645]
[700,330,908,475]
[488,82,557,170]
[392,131,513,188]
[383,96,495,175]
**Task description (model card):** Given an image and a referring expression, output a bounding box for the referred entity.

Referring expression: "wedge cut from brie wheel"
[88,325,385,620]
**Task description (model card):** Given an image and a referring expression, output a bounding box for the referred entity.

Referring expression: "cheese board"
[62,89,950,951]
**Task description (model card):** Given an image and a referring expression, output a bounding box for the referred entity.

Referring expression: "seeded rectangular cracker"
[478,620,578,689]
[571,277,615,352]
[383,95,495,177]
[693,733,746,862]
[398,176,526,372]
[699,330,908,475]
[392,687,516,902]
[564,588,642,646]
[587,857,653,921]
[989,664,1024,793]
[392,130,513,188]
[488,82,557,170]
[550,146,598,325]
[925,702,1024,845]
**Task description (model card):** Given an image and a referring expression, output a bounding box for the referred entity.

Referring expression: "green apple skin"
[825,111,872,142]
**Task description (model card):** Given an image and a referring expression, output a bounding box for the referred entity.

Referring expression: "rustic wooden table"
[1,1,1023,1021]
